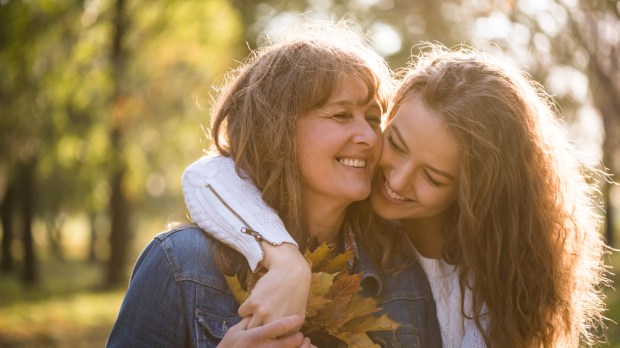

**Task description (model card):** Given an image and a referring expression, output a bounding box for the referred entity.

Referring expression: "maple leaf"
[226,243,400,347]
[323,249,353,273]
[306,272,336,316]
[305,243,333,271]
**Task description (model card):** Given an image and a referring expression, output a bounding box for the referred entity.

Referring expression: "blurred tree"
[106,0,132,287]
[1,186,14,273]
[562,1,620,246]
[88,0,244,286]
[1,0,244,286]
[0,0,83,284]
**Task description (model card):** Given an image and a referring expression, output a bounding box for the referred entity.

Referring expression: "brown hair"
[388,45,608,347]
[210,22,392,279]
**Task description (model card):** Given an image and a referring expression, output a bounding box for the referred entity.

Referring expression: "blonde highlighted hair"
[389,44,608,347]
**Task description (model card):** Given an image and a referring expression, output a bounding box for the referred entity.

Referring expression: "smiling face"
[296,76,383,210]
[371,94,461,221]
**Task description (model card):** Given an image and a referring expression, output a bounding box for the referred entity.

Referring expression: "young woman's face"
[296,76,383,208]
[371,94,461,221]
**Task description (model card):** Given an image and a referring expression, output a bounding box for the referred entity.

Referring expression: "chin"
[370,196,391,218]
[350,190,371,202]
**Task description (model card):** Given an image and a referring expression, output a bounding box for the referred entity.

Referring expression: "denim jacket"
[107,226,441,348]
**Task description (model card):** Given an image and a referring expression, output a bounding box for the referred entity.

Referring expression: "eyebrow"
[326,98,381,109]
[391,125,410,151]
[391,125,457,182]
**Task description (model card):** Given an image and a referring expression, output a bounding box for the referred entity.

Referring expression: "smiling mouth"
[338,158,366,168]
[383,180,410,201]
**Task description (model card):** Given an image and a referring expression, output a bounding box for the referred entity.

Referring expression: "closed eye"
[366,115,382,128]
[332,112,351,120]
[423,169,443,187]
[386,133,404,153]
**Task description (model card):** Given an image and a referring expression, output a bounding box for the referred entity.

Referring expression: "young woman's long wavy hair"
[209,23,392,281]
[388,45,608,347]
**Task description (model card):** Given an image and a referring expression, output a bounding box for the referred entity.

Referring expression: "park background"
[1,0,619,346]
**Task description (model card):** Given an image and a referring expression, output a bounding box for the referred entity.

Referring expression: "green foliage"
[0,0,246,264]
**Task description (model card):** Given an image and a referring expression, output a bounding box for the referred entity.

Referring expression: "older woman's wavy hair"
[210,21,392,277]
[388,44,608,347]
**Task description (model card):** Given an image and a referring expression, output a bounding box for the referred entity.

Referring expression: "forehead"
[324,76,378,107]
[390,95,461,171]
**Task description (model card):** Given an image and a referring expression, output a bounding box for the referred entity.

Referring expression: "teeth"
[338,158,366,168]
[384,180,408,201]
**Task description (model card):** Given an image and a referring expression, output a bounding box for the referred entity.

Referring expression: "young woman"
[107,23,442,348]
[185,45,609,347]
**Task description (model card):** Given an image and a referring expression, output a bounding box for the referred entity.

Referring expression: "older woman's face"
[295,76,383,209]
[371,94,461,221]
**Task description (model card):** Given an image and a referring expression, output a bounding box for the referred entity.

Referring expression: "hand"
[239,242,311,328]
[218,314,310,348]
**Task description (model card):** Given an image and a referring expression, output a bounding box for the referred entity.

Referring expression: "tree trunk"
[107,167,130,286]
[88,212,97,263]
[106,0,131,287]
[20,160,37,285]
[1,184,14,274]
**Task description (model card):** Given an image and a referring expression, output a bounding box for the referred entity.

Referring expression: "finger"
[247,313,263,329]
[238,316,251,330]
[271,332,304,348]
[227,316,251,333]
[238,298,254,318]
[298,337,312,348]
[254,314,303,339]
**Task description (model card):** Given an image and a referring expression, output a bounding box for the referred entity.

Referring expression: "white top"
[182,155,297,271]
[408,239,487,348]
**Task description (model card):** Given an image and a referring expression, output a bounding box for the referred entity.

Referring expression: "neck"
[303,198,348,244]
[402,216,446,259]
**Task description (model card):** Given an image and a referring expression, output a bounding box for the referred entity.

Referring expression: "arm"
[182,155,298,271]
[182,155,311,326]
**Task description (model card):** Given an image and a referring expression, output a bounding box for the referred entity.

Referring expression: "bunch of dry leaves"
[225,243,399,347]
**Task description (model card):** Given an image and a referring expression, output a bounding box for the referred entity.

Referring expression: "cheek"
[378,142,396,167]
[419,186,456,211]
[434,191,458,211]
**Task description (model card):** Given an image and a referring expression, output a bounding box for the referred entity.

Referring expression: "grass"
[0,250,618,347]
[0,259,125,347]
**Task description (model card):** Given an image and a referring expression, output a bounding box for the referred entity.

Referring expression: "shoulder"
[155,225,217,254]
[153,225,227,285]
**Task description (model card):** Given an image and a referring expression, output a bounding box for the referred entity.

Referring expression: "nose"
[352,118,379,149]
[386,159,414,193]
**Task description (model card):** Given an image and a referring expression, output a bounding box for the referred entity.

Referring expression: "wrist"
[261,242,309,273]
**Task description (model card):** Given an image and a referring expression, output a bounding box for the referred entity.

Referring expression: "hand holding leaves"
[226,244,399,348]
